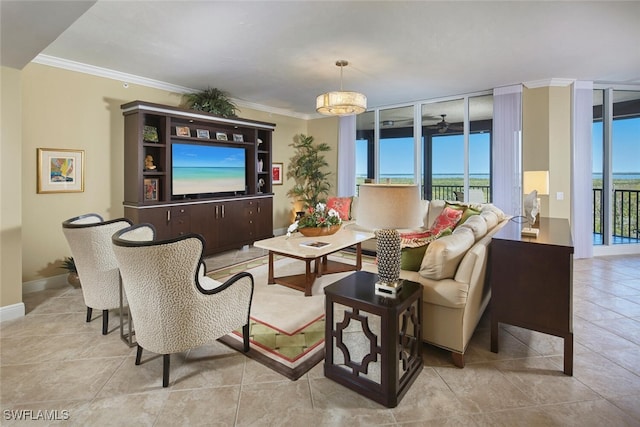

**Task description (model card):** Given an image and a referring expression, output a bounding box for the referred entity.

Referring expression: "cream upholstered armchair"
[112,224,254,388]
[62,213,132,335]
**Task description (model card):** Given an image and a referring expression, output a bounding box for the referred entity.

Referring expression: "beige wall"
[17,63,310,286]
[522,85,572,220]
[1,66,23,308]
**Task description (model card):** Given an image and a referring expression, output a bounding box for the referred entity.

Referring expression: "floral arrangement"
[287,202,342,236]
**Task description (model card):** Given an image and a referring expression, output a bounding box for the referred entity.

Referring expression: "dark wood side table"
[490,217,574,375]
[324,271,423,407]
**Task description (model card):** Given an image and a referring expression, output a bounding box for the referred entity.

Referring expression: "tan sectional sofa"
[345,198,509,367]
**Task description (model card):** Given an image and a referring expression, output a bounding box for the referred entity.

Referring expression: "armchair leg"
[451,352,465,368]
[102,310,109,335]
[163,354,170,388]
[135,345,143,365]
[86,307,92,323]
[242,323,250,352]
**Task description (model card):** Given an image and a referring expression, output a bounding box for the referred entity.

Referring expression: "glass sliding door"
[422,99,465,201]
[469,94,493,203]
[593,88,640,246]
[379,106,415,184]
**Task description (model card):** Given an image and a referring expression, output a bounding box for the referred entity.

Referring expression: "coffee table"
[253,228,375,296]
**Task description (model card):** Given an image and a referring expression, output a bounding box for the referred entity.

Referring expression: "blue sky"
[593,117,640,174]
[172,143,245,168]
[357,118,639,176]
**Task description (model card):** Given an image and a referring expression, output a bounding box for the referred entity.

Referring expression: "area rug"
[209,251,375,380]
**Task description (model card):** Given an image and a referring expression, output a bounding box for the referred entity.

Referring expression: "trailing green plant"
[286,134,332,210]
[182,87,238,118]
[61,257,77,274]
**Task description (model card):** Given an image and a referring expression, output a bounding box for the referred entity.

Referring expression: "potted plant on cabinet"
[182,87,238,118]
[61,257,81,288]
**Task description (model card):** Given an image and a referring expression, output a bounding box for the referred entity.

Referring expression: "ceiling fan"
[427,114,463,133]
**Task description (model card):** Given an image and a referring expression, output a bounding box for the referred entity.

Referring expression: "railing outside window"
[593,188,640,242]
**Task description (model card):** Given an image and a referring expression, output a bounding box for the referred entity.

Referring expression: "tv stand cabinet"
[121,101,275,255]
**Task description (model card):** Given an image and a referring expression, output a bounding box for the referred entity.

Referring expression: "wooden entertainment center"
[121,100,275,256]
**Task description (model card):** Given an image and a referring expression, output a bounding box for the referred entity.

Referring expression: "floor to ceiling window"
[355,93,493,200]
[592,87,640,246]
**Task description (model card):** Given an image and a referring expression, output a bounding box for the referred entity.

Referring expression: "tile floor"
[1,253,639,426]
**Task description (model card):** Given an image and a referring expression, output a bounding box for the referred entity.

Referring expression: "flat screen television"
[171,142,246,197]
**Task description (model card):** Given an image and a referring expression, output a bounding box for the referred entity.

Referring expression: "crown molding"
[524,78,575,89]
[32,54,310,120]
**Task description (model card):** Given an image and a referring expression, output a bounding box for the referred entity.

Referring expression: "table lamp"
[522,170,549,235]
[356,184,423,297]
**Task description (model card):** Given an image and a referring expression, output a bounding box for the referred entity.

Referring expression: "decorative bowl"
[298,224,341,237]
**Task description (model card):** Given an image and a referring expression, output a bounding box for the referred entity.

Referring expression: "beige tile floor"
[1,253,639,426]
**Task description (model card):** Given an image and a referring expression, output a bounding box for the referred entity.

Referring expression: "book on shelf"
[300,241,331,249]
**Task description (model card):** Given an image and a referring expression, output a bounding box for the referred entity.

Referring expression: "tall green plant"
[286,134,332,210]
[182,87,238,118]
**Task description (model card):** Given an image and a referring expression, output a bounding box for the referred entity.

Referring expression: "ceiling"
[2,1,640,119]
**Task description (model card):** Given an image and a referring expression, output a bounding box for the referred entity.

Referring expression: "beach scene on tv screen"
[172,143,245,195]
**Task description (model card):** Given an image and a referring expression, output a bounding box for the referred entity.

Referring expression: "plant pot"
[67,272,81,288]
[298,224,341,237]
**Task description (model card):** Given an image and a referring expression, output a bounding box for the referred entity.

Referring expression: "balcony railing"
[593,188,640,243]
[431,185,491,203]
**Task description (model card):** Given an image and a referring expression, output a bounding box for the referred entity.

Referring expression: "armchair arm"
[195,271,254,296]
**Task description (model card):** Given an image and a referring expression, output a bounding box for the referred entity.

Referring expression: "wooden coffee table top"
[254,228,374,258]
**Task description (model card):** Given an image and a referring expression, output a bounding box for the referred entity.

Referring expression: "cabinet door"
[190,203,217,251]
[252,198,273,240]
[136,206,172,240]
[215,200,247,249]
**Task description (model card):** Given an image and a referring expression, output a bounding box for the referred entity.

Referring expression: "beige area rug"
[209,251,376,380]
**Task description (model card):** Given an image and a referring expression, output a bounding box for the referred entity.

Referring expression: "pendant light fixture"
[316,60,367,116]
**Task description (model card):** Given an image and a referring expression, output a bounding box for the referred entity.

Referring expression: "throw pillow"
[326,197,352,220]
[400,228,452,271]
[429,206,463,235]
[459,205,481,226]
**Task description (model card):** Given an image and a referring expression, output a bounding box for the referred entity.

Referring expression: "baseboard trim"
[23,274,69,294]
[0,302,25,322]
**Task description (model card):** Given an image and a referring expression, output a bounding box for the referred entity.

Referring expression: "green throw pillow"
[400,228,453,271]
[459,206,481,225]
[401,246,428,271]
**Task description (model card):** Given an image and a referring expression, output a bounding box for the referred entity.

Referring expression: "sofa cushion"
[455,214,487,241]
[419,227,475,280]
[480,210,499,231]
[326,196,352,220]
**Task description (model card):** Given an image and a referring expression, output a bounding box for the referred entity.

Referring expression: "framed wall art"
[233,133,244,142]
[272,162,283,185]
[215,132,228,141]
[144,178,159,201]
[37,148,85,193]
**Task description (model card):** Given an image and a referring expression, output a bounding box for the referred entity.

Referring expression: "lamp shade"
[316,91,367,116]
[523,171,549,195]
[356,184,423,230]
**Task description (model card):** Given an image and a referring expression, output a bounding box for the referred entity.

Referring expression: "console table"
[324,271,423,407]
[490,217,574,375]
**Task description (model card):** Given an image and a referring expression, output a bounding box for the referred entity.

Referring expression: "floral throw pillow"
[429,206,463,235]
[326,197,352,220]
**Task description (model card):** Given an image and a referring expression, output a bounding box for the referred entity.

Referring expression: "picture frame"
[143,178,159,201]
[233,133,244,142]
[37,148,85,193]
[272,162,283,185]
[196,129,210,139]
[215,132,228,141]
[143,125,159,142]
[176,126,191,137]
